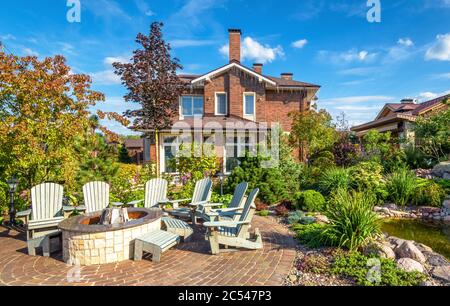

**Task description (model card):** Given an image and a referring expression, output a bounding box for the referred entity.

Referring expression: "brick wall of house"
[265,90,308,131]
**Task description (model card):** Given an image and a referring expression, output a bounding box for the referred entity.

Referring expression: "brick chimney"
[281,73,293,80]
[229,29,241,63]
[253,63,263,74]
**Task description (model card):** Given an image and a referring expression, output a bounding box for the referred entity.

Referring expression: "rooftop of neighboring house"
[124,138,144,149]
[351,93,450,132]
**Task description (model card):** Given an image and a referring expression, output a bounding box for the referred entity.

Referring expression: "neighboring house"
[140,29,321,175]
[351,94,449,144]
[124,139,144,164]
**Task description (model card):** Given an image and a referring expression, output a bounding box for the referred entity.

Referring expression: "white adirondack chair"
[16,183,65,256]
[200,182,249,222]
[127,178,169,208]
[166,178,213,224]
[203,188,263,255]
[83,181,110,213]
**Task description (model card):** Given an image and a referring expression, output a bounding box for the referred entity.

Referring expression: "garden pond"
[381,219,450,260]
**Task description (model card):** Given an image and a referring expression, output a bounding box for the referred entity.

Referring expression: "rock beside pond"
[397,258,425,273]
[363,242,396,259]
[432,266,450,283]
[425,252,449,267]
[432,161,450,179]
[416,243,433,253]
[396,241,427,263]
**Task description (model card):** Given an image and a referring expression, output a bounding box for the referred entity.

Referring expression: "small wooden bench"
[134,230,180,263]
[162,217,194,242]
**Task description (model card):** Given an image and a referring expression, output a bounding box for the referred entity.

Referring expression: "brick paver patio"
[0,216,296,286]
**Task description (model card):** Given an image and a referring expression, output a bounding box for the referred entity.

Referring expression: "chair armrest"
[188,200,210,207]
[199,203,224,208]
[126,199,144,207]
[63,205,87,212]
[215,207,243,213]
[203,220,250,228]
[16,209,32,218]
[111,202,124,207]
[163,198,191,205]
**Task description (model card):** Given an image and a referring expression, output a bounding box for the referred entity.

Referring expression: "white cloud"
[134,0,156,16]
[170,39,216,48]
[416,90,450,101]
[335,105,382,111]
[220,36,284,64]
[292,39,308,49]
[434,72,450,79]
[22,48,39,57]
[425,33,450,61]
[317,49,377,64]
[104,56,131,66]
[1,34,16,41]
[91,70,121,85]
[338,67,380,76]
[398,38,414,47]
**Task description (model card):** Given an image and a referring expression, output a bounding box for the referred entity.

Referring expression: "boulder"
[363,242,396,259]
[432,161,450,178]
[388,237,406,249]
[425,253,449,267]
[397,258,424,273]
[315,214,329,224]
[432,266,450,283]
[416,243,433,253]
[395,241,427,263]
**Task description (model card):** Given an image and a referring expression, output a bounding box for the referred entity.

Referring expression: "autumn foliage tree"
[113,22,183,174]
[0,52,126,197]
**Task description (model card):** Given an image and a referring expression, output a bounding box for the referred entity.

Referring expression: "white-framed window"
[180,95,204,117]
[215,92,227,115]
[243,92,256,118]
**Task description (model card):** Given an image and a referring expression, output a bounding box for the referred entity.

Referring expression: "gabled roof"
[190,61,277,86]
[412,94,450,115]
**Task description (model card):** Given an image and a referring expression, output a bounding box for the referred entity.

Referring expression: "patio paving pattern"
[0,216,296,286]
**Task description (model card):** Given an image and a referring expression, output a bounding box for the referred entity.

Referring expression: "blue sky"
[1,0,450,134]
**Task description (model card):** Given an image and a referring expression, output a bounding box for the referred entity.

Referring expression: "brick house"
[141,29,321,174]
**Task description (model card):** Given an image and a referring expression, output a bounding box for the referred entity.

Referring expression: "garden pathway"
[0,216,296,286]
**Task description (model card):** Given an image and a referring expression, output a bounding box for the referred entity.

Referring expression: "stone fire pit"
[59,208,162,266]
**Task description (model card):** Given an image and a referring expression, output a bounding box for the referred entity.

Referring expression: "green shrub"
[287,210,305,224]
[210,193,233,208]
[257,210,269,217]
[294,190,326,212]
[434,179,450,194]
[292,223,334,248]
[413,179,446,207]
[385,168,417,206]
[404,146,434,169]
[226,154,289,205]
[349,161,387,203]
[325,189,380,251]
[332,252,426,286]
[318,167,351,195]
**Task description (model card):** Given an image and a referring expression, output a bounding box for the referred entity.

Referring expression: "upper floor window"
[243,93,255,117]
[215,92,227,115]
[181,95,203,117]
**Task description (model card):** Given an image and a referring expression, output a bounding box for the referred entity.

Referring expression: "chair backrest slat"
[229,182,248,209]
[192,178,212,203]
[236,188,259,236]
[31,183,64,221]
[144,178,168,208]
[83,181,110,213]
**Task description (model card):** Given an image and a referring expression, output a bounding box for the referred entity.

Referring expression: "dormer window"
[215,92,227,115]
[181,95,203,117]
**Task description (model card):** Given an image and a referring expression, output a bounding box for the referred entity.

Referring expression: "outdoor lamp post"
[217,172,225,196]
[7,176,18,226]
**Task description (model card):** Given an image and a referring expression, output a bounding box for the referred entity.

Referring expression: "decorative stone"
[432,161,450,178]
[315,215,329,224]
[395,241,426,263]
[396,258,424,273]
[416,243,433,253]
[425,253,449,267]
[432,266,450,282]
[363,242,396,259]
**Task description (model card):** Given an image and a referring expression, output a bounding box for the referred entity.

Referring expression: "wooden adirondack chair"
[203,188,263,255]
[127,178,168,208]
[165,178,212,224]
[83,181,110,213]
[16,183,65,256]
[200,182,248,222]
